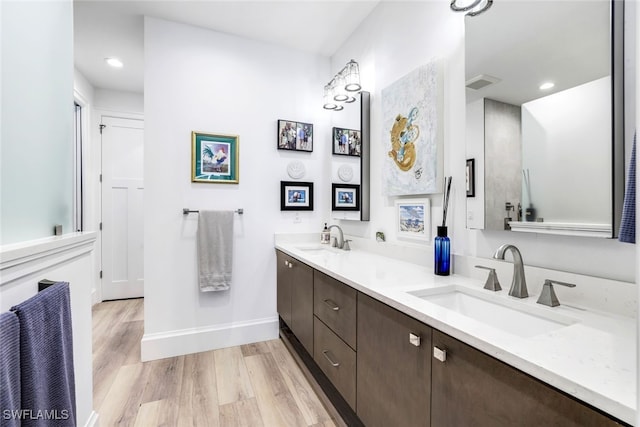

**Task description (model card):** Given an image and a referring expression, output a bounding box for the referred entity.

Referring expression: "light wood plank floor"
[93,299,336,426]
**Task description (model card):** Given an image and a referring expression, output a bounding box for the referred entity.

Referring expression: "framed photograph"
[332,183,360,211]
[396,198,431,241]
[277,120,313,152]
[280,181,314,211]
[191,131,239,183]
[332,127,362,157]
[466,158,475,197]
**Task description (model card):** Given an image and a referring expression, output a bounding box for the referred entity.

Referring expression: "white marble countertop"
[275,236,636,425]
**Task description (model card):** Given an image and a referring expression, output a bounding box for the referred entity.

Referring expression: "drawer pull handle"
[323,299,340,311]
[322,350,340,367]
[433,346,447,363]
[284,260,289,267]
[288,262,293,269]
[409,333,421,347]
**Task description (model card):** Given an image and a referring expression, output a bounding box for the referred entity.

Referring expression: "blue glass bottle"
[434,226,450,276]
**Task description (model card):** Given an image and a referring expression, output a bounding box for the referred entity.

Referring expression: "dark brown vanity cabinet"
[276,251,314,354]
[357,293,432,427]
[430,330,622,427]
[276,253,626,427]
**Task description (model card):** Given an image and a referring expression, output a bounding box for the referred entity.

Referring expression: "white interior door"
[101,116,144,300]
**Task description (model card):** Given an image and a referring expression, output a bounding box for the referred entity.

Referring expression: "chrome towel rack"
[183,208,243,215]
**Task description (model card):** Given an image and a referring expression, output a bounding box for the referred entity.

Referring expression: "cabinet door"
[314,270,357,349]
[314,317,357,410]
[290,258,314,355]
[357,293,432,427]
[431,330,622,427]
[276,251,292,326]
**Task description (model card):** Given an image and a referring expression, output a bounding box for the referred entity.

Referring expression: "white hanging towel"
[197,210,234,291]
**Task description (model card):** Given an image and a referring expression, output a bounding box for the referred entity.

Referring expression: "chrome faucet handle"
[475,265,502,292]
[343,239,352,251]
[536,279,576,307]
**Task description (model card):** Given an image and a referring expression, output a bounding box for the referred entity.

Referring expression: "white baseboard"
[91,288,100,306]
[140,317,279,361]
[83,410,99,427]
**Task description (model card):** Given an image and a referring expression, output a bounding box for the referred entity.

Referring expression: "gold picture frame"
[191,131,239,184]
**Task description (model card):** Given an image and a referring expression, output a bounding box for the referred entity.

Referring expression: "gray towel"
[198,210,234,291]
[11,282,76,426]
[0,312,21,427]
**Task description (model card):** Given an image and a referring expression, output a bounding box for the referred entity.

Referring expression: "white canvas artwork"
[381,60,443,196]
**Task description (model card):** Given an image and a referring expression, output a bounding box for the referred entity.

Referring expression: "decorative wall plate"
[338,164,354,182]
[287,160,306,179]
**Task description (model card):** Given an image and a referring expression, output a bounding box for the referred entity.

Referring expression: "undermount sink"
[295,244,341,254]
[408,285,578,338]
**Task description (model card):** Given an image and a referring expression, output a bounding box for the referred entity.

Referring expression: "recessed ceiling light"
[539,82,554,90]
[105,57,123,68]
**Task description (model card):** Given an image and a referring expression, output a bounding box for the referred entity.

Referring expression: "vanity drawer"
[313,270,357,349]
[314,316,356,410]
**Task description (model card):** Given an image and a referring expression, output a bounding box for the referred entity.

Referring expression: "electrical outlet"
[467,211,474,221]
[294,212,301,223]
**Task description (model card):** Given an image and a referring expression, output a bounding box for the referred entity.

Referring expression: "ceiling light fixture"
[105,57,123,68]
[539,82,555,90]
[323,59,362,112]
[323,84,337,110]
[450,0,493,17]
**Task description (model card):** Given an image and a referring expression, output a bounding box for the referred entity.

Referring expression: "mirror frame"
[612,0,624,238]
[361,91,371,221]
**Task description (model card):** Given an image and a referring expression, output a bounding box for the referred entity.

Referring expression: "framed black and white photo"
[466,158,475,197]
[331,183,360,211]
[280,181,314,211]
[277,120,313,152]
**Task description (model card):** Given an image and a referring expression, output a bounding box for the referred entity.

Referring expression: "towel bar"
[183,208,243,215]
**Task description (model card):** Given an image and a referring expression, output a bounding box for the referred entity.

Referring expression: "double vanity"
[275,234,634,426]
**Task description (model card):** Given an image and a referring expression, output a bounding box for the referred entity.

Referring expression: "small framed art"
[396,198,431,241]
[466,158,475,197]
[191,131,239,184]
[281,181,314,211]
[332,127,362,157]
[332,183,360,211]
[277,120,313,152]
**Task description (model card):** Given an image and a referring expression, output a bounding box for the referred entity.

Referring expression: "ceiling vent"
[466,74,501,90]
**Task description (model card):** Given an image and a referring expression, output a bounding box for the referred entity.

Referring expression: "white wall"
[522,77,611,224]
[94,89,143,115]
[142,17,332,360]
[0,233,98,427]
[465,98,485,229]
[1,0,74,244]
[330,2,635,282]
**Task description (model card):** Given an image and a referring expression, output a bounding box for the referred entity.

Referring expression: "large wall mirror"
[330,91,371,221]
[465,0,625,238]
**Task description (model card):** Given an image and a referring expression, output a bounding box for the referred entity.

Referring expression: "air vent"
[466,74,501,90]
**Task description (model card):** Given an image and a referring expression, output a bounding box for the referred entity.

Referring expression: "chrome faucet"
[327,225,345,249]
[493,244,528,298]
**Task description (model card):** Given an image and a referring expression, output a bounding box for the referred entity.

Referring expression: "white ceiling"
[74,0,380,93]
